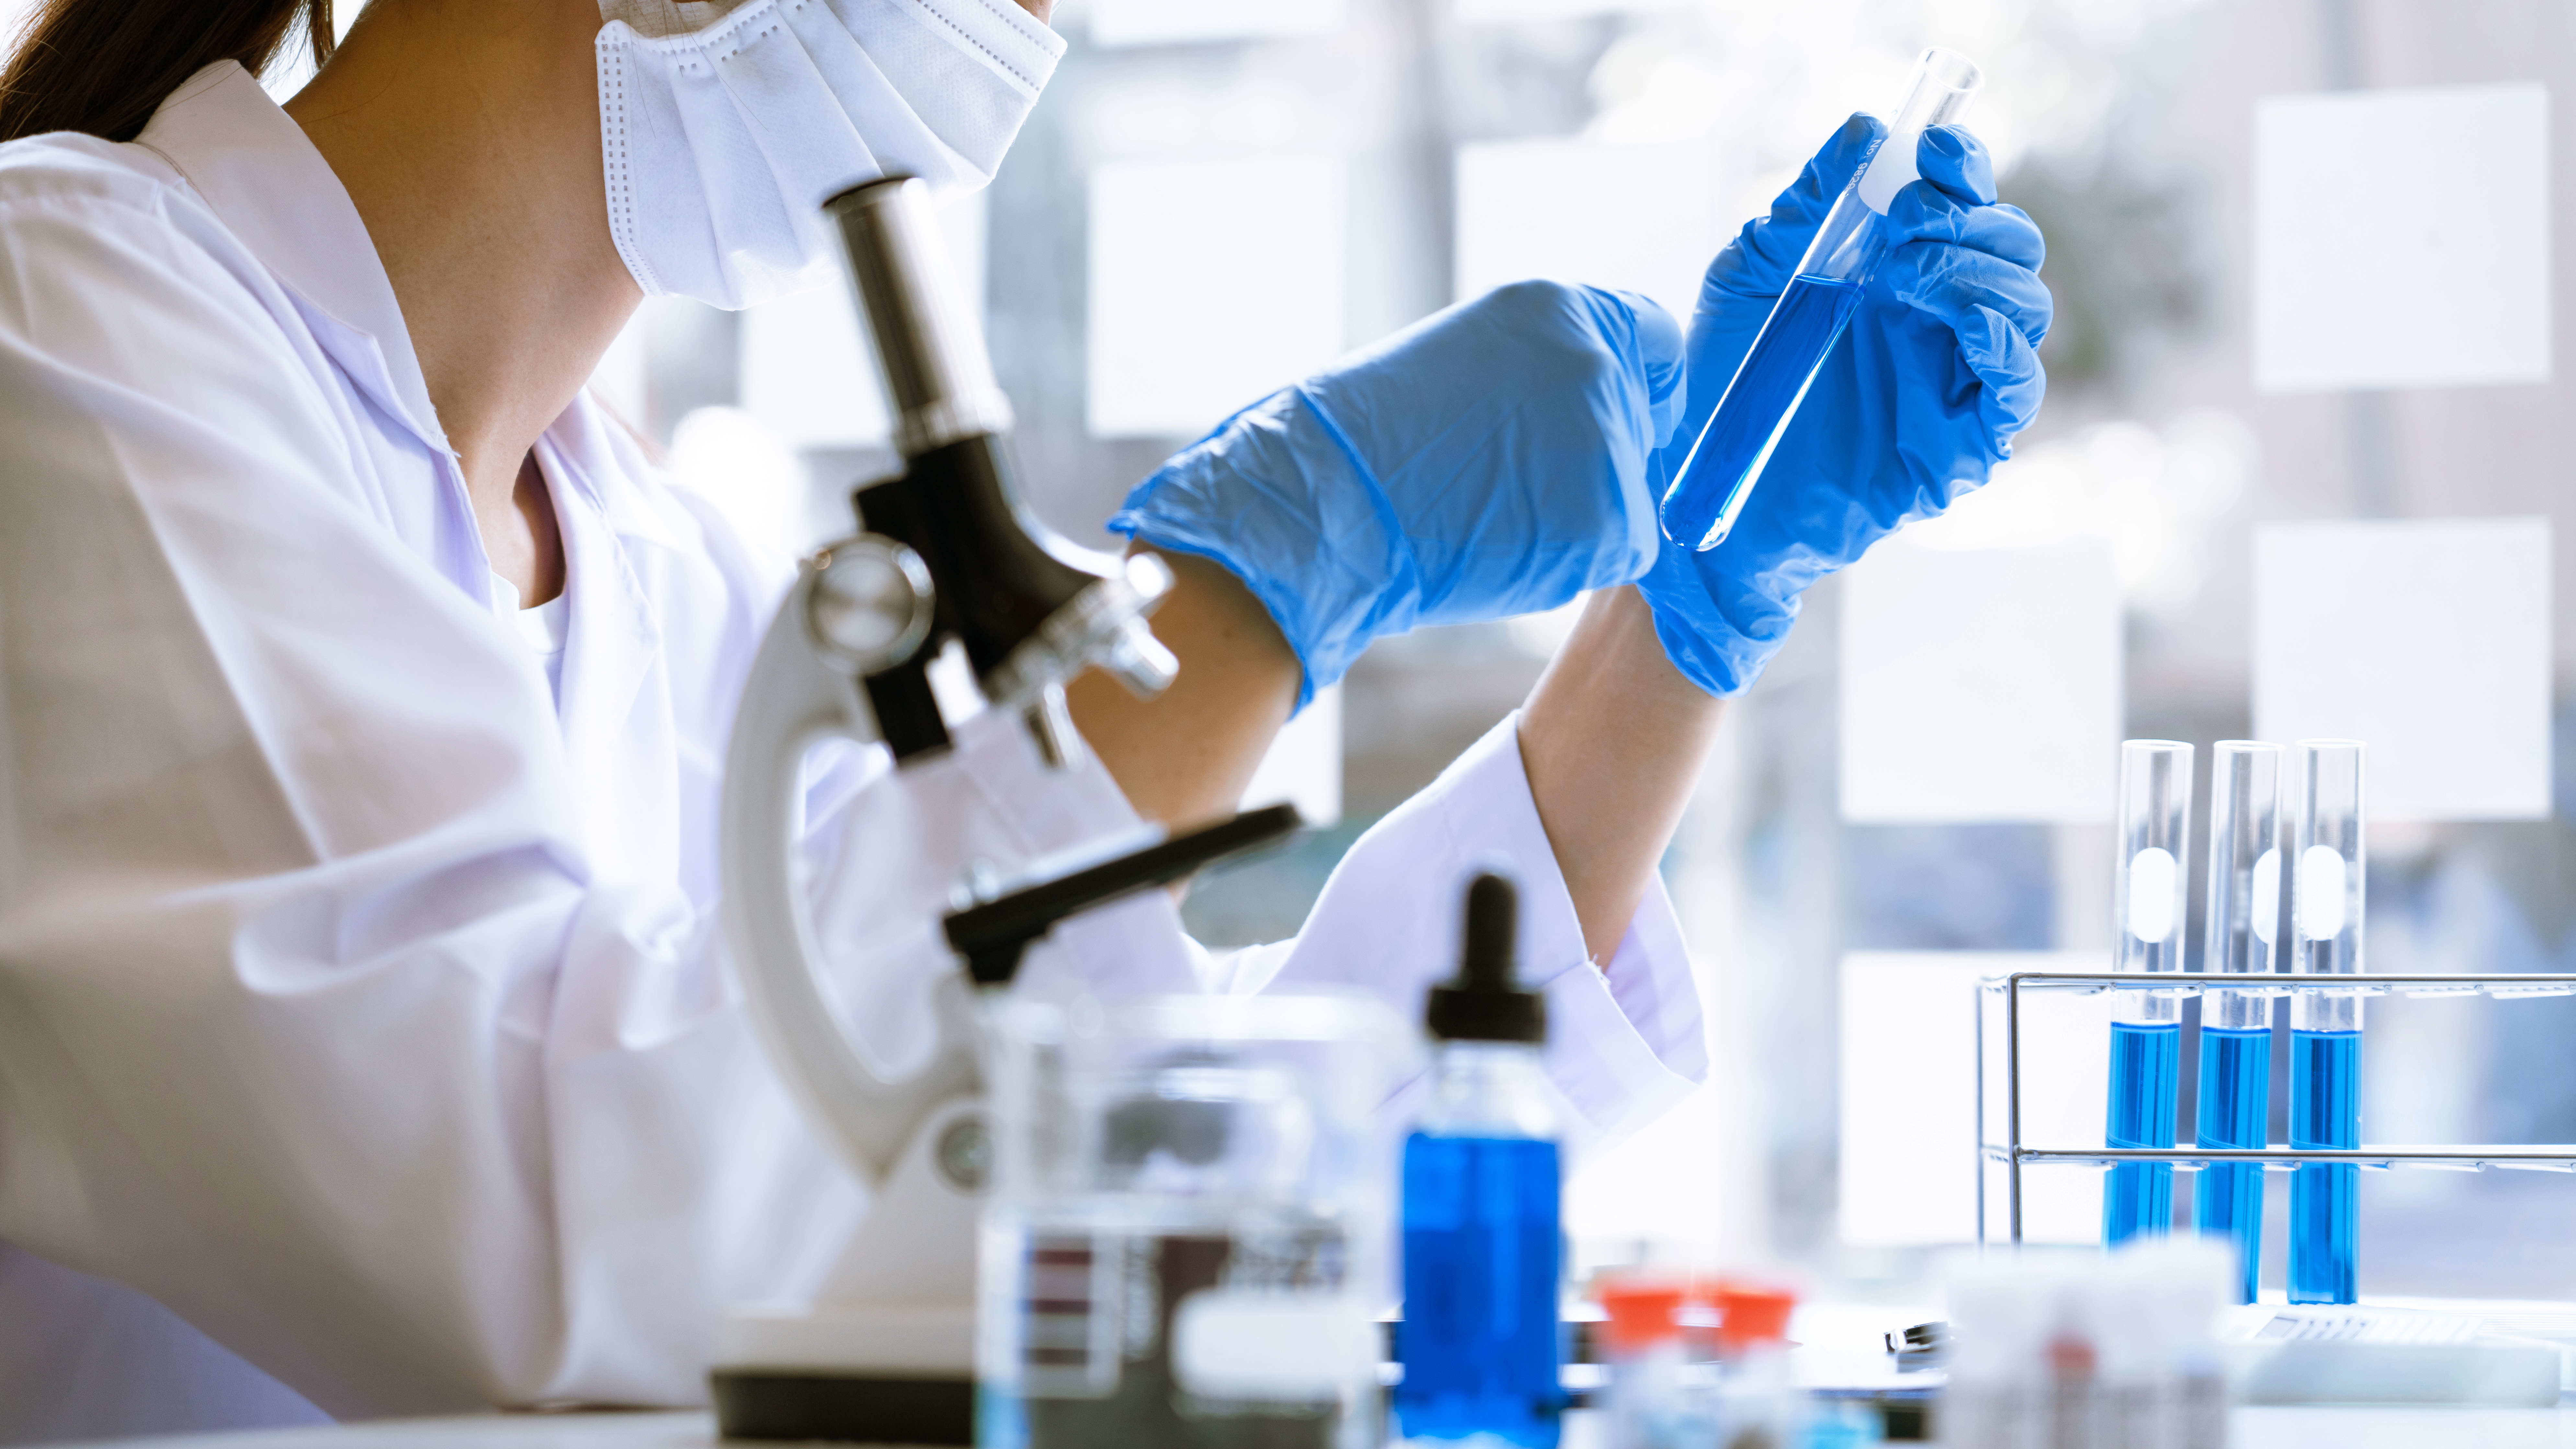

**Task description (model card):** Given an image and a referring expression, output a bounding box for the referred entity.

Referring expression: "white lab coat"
[0,61,1707,1439]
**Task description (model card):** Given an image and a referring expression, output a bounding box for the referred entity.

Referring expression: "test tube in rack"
[2105,740,2192,1245]
[2194,742,2282,1302]
[2288,740,2364,1305]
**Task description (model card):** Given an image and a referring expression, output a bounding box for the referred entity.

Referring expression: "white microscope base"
[711,1303,975,1444]
[712,1097,986,1442]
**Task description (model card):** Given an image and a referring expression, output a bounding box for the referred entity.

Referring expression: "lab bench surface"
[52,1404,2576,1449]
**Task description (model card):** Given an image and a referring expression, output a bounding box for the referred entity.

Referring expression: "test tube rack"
[1974,969,2576,1245]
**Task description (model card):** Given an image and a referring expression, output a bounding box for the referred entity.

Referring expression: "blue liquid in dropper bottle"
[2290,1029,2361,1304]
[1399,872,1564,1447]
[2194,1025,2272,1303]
[2103,1020,2180,1243]
[1400,1134,1562,1445]
[1658,274,1867,551]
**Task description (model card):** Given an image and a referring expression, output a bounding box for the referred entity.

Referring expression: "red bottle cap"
[1712,1279,1799,1349]
[1596,1276,1690,1353]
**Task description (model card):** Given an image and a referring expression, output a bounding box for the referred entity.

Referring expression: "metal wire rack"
[1974,970,2576,1245]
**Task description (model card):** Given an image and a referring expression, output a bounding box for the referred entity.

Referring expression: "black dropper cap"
[1424,872,1546,1044]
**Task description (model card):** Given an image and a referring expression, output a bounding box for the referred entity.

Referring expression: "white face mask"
[595,0,1064,309]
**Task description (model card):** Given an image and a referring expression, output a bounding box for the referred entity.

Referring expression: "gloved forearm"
[1111,280,1685,708]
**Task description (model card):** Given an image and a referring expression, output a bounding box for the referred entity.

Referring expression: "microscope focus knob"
[806,535,936,673]
[1090,552,1180,700]
[1101,616,1180,699]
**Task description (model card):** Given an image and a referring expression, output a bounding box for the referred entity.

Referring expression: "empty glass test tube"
[1656,47,1982,552]
[2194,742,2282,1303]
[2104,740,2192,1246]
[2288,740,2364,1305]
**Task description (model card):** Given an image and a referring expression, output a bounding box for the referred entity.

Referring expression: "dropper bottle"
[1395,872,1564,1447]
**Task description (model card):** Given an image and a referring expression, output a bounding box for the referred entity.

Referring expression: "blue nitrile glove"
[1110,280,1686,709]
[1638,116,2052,696]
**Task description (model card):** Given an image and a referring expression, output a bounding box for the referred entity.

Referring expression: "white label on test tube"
[2297,845,2348,942]
[2250,847,2282,947]
[1855,51,1981,220]
[2127,846,2178,943]
[1856,135,1921,215]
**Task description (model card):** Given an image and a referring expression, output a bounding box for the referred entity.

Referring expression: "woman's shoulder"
[0,127,268,316]
[0,127,193,220]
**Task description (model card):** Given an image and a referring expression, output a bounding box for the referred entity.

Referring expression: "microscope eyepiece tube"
[825,177,1014,457]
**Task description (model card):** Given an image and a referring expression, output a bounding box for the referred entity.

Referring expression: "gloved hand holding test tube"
[1634,55,2047,700]
[2195,742,2284,1304]
[2105,740,2192,1246]
[1658,47,1984,551]
[2289,740,2366,1305]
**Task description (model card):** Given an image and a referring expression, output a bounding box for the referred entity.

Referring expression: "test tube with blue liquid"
[1657,47,1983,551]
[2194,742,2282,1303]
[2104,740,2191,1245]
[2288,740,2365,1305]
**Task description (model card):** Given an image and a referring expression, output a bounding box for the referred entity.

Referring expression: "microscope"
[709,178,1299,1442]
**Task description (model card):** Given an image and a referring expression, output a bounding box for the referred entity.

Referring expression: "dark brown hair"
[0,0,334,145]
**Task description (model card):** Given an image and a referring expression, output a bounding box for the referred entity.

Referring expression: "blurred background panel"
[37,0,2562,1299]
[1085,153,1350,439]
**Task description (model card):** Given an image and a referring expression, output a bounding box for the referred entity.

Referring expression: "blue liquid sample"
[1398,1133,1563,1447]
[2290,1029,2361,1305]
[1658,272,1868,551]
[2194,1025,2273,1303]
[2103,1021,2181,1244]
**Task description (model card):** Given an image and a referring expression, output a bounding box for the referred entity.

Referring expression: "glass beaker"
[978,990,1412,1449]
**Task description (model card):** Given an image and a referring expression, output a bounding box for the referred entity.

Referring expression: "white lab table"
[51,1404,2576,1449]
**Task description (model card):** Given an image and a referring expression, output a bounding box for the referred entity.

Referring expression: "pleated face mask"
[596,0,1065,309]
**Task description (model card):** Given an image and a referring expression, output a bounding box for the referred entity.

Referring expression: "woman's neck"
[285,0,638,601]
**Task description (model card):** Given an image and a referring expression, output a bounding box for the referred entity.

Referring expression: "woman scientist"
[0,0,2047,1434]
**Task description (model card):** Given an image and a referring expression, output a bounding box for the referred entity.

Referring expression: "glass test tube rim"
[1906,47,1984,106]
[1803,50,1984,283]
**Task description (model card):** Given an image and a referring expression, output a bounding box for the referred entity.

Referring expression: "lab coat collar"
[541,397,697,558]
[534,405,670,892]
[538,414,655,709]
[134,63,452,458]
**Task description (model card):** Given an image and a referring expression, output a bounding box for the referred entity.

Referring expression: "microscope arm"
[719,541,980,1188]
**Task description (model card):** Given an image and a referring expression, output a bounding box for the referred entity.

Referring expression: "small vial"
[1706,1281,1801,1449]
[2194,742,2282,1304]
[1398,873,1563,1446]
[2105,741,2191,1245]
[1595,1276,1710,1449]
[2287,740,2364,1305]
